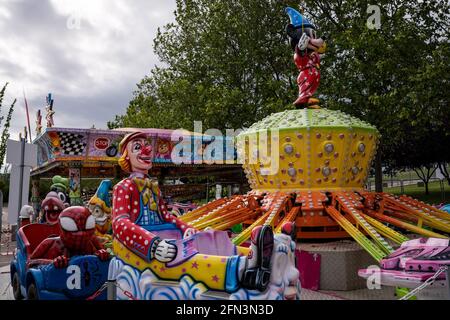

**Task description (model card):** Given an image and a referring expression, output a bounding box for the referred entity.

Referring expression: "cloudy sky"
[0,0,176,140]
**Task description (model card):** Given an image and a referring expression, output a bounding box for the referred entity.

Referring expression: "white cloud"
[0,0,176,140]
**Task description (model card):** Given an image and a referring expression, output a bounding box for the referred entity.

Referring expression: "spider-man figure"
[30,206,109,268]
[285,7,326,108]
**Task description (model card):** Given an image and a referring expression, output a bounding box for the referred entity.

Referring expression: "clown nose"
[142,145,152,156]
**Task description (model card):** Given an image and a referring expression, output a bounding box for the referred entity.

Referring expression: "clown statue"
[286,7,326,108]
[88,180,113,243]
[109,132,297,299]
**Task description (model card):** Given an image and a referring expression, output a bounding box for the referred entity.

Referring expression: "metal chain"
[115,282,139,300]
[399,266,448,300]
[86,282,108,300]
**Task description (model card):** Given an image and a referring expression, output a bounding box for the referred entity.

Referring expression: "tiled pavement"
[301,286,397,300]
[0,265,13,300]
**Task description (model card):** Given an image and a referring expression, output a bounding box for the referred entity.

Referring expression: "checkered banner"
[59,132,87,156]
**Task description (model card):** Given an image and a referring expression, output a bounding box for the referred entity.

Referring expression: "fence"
[366,178,447,202]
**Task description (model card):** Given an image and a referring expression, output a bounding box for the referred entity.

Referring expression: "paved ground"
[0,203,400,301]
[0,265,13,300]
[301,286,396,300]
[0,205,428,301]
[1,205,15,268]
[0,258,397,301]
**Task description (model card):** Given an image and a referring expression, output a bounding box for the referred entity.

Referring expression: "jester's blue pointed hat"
[89,179,112,212]
[285,7,316,29]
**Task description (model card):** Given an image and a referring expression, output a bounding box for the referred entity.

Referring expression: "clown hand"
[155,239,177,263]
[297,33,310,51]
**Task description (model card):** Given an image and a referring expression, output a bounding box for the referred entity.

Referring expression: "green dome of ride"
[243,108,378,133]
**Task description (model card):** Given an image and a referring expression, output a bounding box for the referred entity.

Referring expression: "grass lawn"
[384,181,450,205]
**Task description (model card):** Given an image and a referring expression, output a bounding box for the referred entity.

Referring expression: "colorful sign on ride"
[34,128,235,168]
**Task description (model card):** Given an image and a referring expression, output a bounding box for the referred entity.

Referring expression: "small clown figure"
[88,179,113,242]
[112,132,276,293]
[285,7,326,108]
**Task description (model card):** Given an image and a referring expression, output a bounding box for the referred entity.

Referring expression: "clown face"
[88,203,110,234]
[59,206,96,251]
[127,137,153,174]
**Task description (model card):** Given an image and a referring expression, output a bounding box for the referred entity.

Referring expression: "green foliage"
[0,174,9,201]
[302,0,449,167]
[385,180,450,205]
[0,83,16,171]
[112,0,301,131]
[112,0,449,175]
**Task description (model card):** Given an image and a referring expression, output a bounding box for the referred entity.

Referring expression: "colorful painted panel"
[34,128,237,168]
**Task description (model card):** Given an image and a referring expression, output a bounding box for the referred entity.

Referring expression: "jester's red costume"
[285,7,326,107]
[294,48,321,106]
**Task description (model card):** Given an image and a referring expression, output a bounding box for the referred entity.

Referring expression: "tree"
[437,163,450,186]
[112,0,449,193]
[110,0,301,131]
[0,83,16,170]
[301,0,449,191]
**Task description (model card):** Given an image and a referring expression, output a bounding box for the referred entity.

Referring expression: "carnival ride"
[9,7,449,301]
[31,126,244,205]
[359,238,450,299]
[180,108,450,264]
[10,222,110,300]
[178,7,450,266]
[107,131,300,300]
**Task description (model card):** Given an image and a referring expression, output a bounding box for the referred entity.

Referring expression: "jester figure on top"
[108,132,300,300]
[286,7,326,108]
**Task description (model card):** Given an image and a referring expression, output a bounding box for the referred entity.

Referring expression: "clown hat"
[119,131,148,155]
[285,7,316,29]
[89,179,112,212]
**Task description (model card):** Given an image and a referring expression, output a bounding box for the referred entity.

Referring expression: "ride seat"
[18,223,60,257]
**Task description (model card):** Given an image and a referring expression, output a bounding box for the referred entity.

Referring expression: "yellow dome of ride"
[236,108,380,191]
